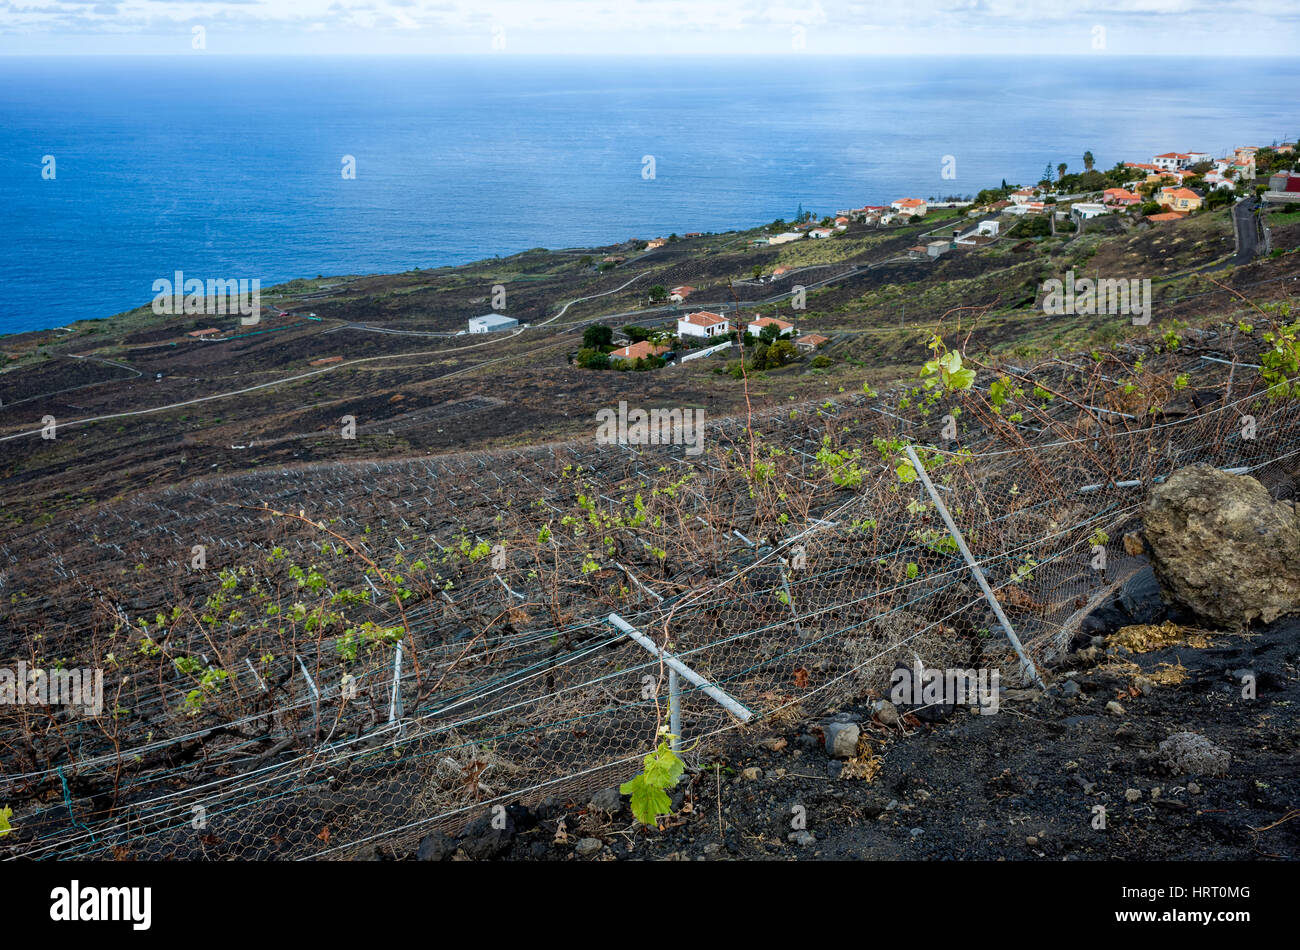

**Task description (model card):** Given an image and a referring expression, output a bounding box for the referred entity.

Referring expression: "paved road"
[1231,196,1261,266]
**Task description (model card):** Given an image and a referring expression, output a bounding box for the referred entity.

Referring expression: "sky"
[0,0,1297,56]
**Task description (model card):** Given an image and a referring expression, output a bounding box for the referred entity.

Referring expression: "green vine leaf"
[620,738,686,826]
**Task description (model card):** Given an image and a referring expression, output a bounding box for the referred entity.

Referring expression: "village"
[482,138,1300,376]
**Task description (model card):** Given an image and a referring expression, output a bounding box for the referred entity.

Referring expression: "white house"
[678,311,731,339]
[891,198,928,217]
[808,227,834,239]
[1009,189,1037,205]
[976,220,1000,237]
[1153,152,1192,171]
[468,313,518,333]
[747,316,795,338]
[767,232,803,246]
[1070,202,1109,219]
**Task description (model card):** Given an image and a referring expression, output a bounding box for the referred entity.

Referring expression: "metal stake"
[904,444,1045,689]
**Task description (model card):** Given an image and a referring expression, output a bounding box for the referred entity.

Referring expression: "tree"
[576,348,610,370]
[582,324,613,350]
[752,265,763,280]
[623,325,653,343]
[1057,163,1068,181]
[1083,151,1095,172]
[648,285,667,303]
[759,322,782,345]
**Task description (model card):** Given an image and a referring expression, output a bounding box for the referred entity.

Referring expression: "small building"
[795,333,829,352]
[747,316,795,338]
[468,313,519,334]
[908,245,929,259]
[1009,189,1038,205]
[670,285,696,303]
[1153,152,1193,171]
[1070,202,1109,219]
[187,328,220,338]
[609,340,669,363]
[1158,187,1203,213]
[891,198,928,217]
[1103,188,1141,207]
[767,232,803,245]
[926,239,951,257]
[976,220,1000,237]
[677,311,730,339]
[808,227,834,239]
[771,265,792,278]
[645,238,667,250]
[1269,171,1300,193]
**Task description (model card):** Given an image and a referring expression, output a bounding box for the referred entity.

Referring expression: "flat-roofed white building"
[468,313,519,333]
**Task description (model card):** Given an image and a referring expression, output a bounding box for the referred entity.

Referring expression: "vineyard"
[2,316,1298,861]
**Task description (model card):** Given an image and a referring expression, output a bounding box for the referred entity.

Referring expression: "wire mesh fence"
[2,320,1298,860]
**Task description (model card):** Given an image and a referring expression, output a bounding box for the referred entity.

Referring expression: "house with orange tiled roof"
[1153,152,1193,171]
[1158,187,1203,212]
[747,316,795,339]
[1103,188,1141,207]
[669,285,695,303]
[795,333,830,352]
[645,238,667,250]
[677,310,730,339]
[609,340,670,363]
[1009,189,1038,205]
[891,198,928,217]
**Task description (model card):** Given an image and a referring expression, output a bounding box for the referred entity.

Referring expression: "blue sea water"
[1,55,1298,335]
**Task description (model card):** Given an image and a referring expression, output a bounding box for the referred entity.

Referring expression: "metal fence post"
[668,667,681,751]
[904,444,1046,689]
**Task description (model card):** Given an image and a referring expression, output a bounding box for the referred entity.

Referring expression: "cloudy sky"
[1,0,1296,56]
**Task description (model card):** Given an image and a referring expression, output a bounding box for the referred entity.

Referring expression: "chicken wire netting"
[2,322,1298,860]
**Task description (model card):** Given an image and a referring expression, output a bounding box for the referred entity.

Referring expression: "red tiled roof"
[681,311,728,327]
[610,341,669,361]
[750,317,793,331]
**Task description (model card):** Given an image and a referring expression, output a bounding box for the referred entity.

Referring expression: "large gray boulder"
[1143,464,1300,628]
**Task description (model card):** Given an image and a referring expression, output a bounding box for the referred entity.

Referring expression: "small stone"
[910,827,924,838]
[824,722,860,758]
[575,838,603,857]
[416,831,456,862]
[873,699,901,727]
[1134,676,1155,696]
[1004,688,1043,703]
[1106,700,1125,716]
[588,787,623,816]
[1187,782,1202,795]
[759,737,788,752]
[703,843,721,855]
[1026,836,1039,847]
[1151,786,1162,799]
[1125,788,1142,802]
[1061,680,1082,699]
[1083,782,1096,795]
[1064,760,1079,771]
[1123,531,1145,556]
[740,766,763,781]
[788,830,815,847]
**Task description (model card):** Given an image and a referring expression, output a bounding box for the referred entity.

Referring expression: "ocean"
[1,54,1297,335]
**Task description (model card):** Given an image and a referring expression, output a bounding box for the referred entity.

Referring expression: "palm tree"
[1057,163,1068,181]
[1083,151,1095,171]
